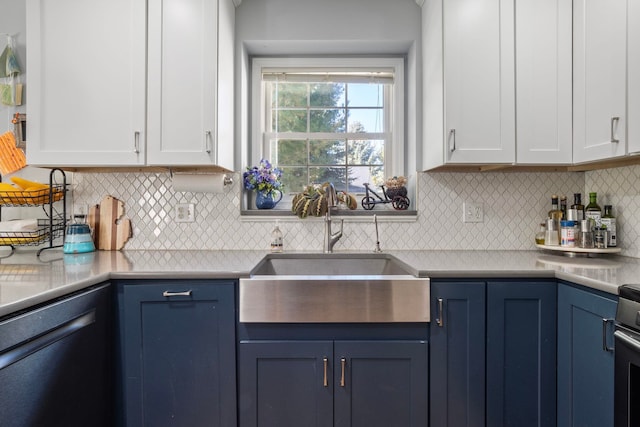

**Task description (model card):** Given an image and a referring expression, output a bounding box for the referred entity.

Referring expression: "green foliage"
[269,81,384,193]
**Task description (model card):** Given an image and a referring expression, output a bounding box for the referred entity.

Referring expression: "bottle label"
[585,211,601,227]
[601,218,617,247]
[560,227,576,247]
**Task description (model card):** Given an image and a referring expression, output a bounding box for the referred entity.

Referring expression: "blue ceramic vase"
[255,190,283,209]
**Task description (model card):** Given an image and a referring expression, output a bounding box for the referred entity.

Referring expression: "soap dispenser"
[270,221,283,253]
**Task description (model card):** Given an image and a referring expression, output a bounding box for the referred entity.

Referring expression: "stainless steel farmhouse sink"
[239,253,430,323]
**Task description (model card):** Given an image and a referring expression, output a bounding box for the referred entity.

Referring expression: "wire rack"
[0,168,68,257]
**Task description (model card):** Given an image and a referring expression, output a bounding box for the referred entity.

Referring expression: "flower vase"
[255,190,283,209]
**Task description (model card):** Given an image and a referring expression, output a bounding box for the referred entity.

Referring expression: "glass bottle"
[571,193,584,221]
[601,205,617,247]
[585,192,602,227]
[535,223,546,245]
[548,195,563,221]
[560,196,567,219]
[270,221,284,253]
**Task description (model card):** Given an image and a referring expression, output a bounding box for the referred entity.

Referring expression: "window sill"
[240,209,417,223]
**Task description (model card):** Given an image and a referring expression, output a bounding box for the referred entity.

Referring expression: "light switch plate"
[463,202,484,223]
[175,203,195,223]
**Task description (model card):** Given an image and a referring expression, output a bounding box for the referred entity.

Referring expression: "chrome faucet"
[323,183,344,253]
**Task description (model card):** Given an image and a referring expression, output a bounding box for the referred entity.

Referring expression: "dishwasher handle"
[0,310,96,370]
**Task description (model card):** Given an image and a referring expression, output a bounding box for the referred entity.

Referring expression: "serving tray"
[535,244,621,255]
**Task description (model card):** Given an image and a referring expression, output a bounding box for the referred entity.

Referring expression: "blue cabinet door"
[334,340,428,427]
[121,281,236,427]
[430,281,486,427]
[486,281,557,427]
[557,283,616,427]
[238,340,334,427]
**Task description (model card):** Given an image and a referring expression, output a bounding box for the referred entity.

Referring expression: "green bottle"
[601,205,617,247]
[585,192,602,227]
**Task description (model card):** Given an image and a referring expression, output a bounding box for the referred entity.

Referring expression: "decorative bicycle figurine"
[361,182,410,211]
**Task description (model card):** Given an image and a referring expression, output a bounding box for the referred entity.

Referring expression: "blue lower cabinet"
[238,340,334,427]
[557,283,617,427]
[431,280,557,427]
[239,340,428,427]
[118,281,237,427]
[430,281,486,427]
[486,281,557,427]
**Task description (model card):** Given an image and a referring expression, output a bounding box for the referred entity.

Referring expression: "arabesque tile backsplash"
[72,166,640,257]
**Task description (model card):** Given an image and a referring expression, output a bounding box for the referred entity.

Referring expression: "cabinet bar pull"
[323,357,328,387]
[436,298,444,327]
[134,131,141,154]
[340,357,346,387]
[162,290,192,297]
[611,117,620,143]
[602,318,614,352]
[205,130,213,154]
[449,129,456,152]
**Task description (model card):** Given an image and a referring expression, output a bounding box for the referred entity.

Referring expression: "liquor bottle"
[601,205,617,247]
[585,192,602,227]
[571,193,585,221]
[560,196,567,219]
[548,195,563,221]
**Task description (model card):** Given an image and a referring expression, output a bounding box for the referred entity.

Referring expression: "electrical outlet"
[463,202,484,223]
[175,203,195,223]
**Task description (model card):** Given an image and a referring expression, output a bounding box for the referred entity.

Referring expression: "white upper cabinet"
[423,0,571,169]
[27,0,235,169]
[573,0,627,163]
[515,0,572,164]
[629,0,640,155]
[26,0,147,166]
[146,0,234,168]
[423,0,515,169]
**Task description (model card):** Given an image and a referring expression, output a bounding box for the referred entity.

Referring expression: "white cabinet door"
[443,0,515,165]
[146,0,233,169]
[516,0,572,164]
[422,0,515,169]
[629,0,640,155]
[573,0,627,163]
[26,0,146,166]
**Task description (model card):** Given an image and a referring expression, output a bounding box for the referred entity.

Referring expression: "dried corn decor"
[0,131,26,175]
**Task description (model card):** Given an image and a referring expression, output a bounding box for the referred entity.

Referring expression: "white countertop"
[1,248,636,318]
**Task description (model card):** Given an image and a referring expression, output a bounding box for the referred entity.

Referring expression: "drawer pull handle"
[205,130,213,154]
[449,129,456,152]
[611,117,620,143]
[134,131,141,154]
[602,318,614,352]
[162,290,192,297]
[323,357,328,387]
[340,357,346,387]
[436,298,444,327]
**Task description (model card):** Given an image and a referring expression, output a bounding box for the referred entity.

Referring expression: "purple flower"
[243,158,283,194]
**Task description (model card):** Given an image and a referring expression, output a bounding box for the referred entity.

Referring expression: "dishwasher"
[0,284,112,427]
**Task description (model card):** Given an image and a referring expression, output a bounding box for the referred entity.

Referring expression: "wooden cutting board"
[87,195,132,250]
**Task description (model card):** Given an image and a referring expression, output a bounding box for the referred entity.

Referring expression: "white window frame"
[250,56,405,197]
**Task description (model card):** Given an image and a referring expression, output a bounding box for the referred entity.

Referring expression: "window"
[251,57,404,197]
